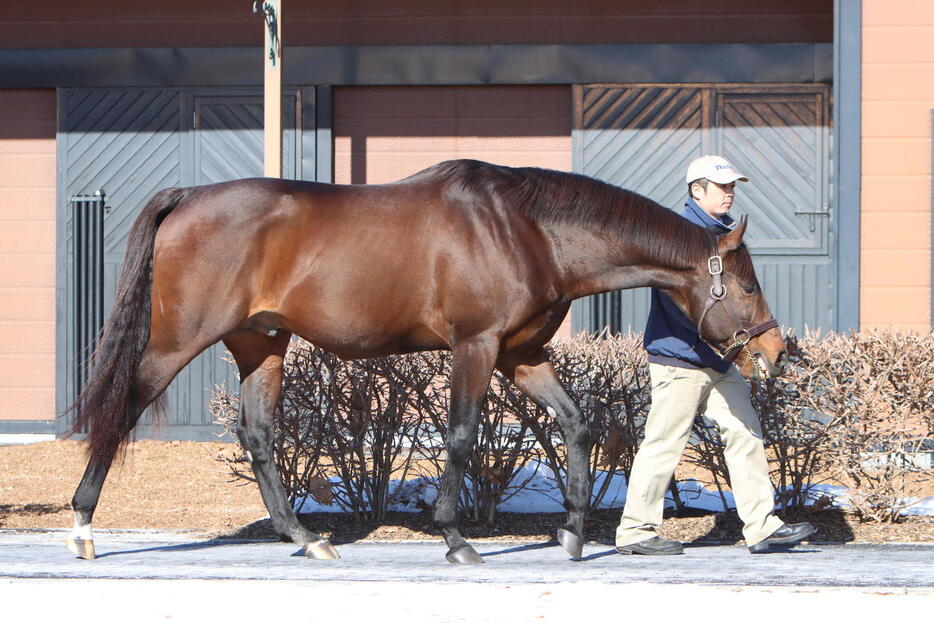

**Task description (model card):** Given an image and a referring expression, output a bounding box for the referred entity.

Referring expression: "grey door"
[56,87,318,438]
[571,84,832,335]
[194,94,296,183]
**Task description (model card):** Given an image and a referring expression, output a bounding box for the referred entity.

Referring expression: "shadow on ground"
[688,508,857,545]
[217,507,857,546]
[0,503,71,528]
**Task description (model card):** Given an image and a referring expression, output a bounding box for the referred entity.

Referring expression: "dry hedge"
[211,329,933,524]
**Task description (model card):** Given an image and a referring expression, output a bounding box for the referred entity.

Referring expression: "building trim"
[66,425,233,443]
[54,88,70,435]
[0,43,832,88]
[834,0,861,332]
[0,420,56,434]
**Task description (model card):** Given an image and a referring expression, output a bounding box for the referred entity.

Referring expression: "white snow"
[293,463,934,517]
[901,496,934,516]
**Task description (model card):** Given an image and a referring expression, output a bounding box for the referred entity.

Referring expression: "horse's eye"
[741,283,758,294]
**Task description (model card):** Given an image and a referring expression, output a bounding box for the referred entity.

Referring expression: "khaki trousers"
[615,363,784,547]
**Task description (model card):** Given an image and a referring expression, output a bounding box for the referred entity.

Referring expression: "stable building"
[0,2,927,441]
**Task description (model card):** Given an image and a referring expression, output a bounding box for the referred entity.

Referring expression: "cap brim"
[707,172,749,184]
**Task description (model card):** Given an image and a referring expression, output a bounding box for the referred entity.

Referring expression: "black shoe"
[616,536,684,556]
[748,522,816,554]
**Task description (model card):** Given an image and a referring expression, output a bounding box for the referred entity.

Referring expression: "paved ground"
[2,530,933,587]
[2,532,931,622]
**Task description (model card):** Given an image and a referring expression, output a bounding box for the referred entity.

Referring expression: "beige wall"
[862,1,934,332]
[0,90,56,421]
[333,85,574,338]
[333,86,572,183]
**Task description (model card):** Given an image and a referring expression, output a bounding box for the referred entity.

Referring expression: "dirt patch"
[2,440,932,544]
[0,440,263,534]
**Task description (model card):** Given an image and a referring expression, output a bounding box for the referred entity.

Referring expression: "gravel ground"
[2,440,932,545]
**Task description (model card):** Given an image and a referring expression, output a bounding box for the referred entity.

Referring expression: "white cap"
[685,155,749,185]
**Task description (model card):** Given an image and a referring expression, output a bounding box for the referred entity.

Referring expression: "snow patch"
[293,465,934,517]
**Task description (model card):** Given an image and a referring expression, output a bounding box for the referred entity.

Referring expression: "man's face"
[693,180,736,219]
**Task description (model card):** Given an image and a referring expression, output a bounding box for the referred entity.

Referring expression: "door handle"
[794,207,829,232]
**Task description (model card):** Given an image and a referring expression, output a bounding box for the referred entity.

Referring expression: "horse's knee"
[237,420,275,462]
[555,413,589,449]
[445,431,476,461]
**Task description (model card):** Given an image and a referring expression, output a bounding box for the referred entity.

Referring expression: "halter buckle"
[707,255,723,276]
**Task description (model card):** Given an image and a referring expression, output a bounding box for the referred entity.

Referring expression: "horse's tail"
[70,187,189,463]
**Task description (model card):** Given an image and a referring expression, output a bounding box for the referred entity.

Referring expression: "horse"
[66,159,786,564]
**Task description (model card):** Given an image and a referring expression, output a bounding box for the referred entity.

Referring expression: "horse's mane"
[420,159,717,270]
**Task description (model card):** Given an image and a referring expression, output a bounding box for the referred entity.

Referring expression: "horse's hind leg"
[223,330,338,560]
[433,336,499,564]
[498,349,591,560]
[67,346,201,559]
[67,461,111,559]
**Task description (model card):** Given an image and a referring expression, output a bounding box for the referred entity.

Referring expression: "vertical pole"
[264,0,282,178]
[833,0,861,331]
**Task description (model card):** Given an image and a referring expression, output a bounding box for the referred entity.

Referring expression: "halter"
[695,251,778,362]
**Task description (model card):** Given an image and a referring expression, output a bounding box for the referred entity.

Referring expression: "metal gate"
[56,87,327,439]
[571,83,833,335]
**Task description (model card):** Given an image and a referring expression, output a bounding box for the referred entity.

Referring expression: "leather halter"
[696,252,778,362]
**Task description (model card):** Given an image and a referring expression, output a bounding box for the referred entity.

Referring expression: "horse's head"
[671,216,787,381]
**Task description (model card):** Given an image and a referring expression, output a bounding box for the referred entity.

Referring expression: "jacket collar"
[683,197,735,234]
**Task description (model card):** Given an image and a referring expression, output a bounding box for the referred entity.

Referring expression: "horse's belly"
[288,315,448,360]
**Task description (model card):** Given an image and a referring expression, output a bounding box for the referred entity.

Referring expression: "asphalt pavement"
[2,530,932,588]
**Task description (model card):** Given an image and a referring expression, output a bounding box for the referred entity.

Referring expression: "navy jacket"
[643,198,734,373]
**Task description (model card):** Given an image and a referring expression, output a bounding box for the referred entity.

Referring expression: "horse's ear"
[718,214,748,254]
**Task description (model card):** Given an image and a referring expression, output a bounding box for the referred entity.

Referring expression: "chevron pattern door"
[194,94,296,183]
[57,88,310,437]
[571,84,833,336]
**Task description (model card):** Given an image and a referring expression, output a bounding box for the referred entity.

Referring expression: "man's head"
[685,155,749,219]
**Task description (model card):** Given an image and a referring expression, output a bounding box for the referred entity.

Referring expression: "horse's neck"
[547,222,692,300]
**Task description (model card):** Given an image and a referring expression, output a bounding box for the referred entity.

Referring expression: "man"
[614,155,815,555]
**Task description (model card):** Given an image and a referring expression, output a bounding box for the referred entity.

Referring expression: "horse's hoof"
[65,537,96,560]
[304,539,340,560]
[557,527,583,561]
[445,544,484,564]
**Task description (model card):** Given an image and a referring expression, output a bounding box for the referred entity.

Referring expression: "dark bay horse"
[67,159,786,563]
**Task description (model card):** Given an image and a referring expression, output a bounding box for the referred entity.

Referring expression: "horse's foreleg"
[499,350,591,560]
[433,336,499,564]
[224,331,338,560]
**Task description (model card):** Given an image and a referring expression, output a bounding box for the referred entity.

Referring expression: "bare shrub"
[210,344,345,512]
[754,334,834,511]
[792,329,933,522]
[524,333,650,512]
[213,342,549,525]
[317,351,432,521]
[211,342,435,522]
[464,383,540,525]
[210,329,932,527]
[408,353,546,525]
[682,330,933,519]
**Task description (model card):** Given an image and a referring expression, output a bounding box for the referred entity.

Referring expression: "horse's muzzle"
[760,348,787,379]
